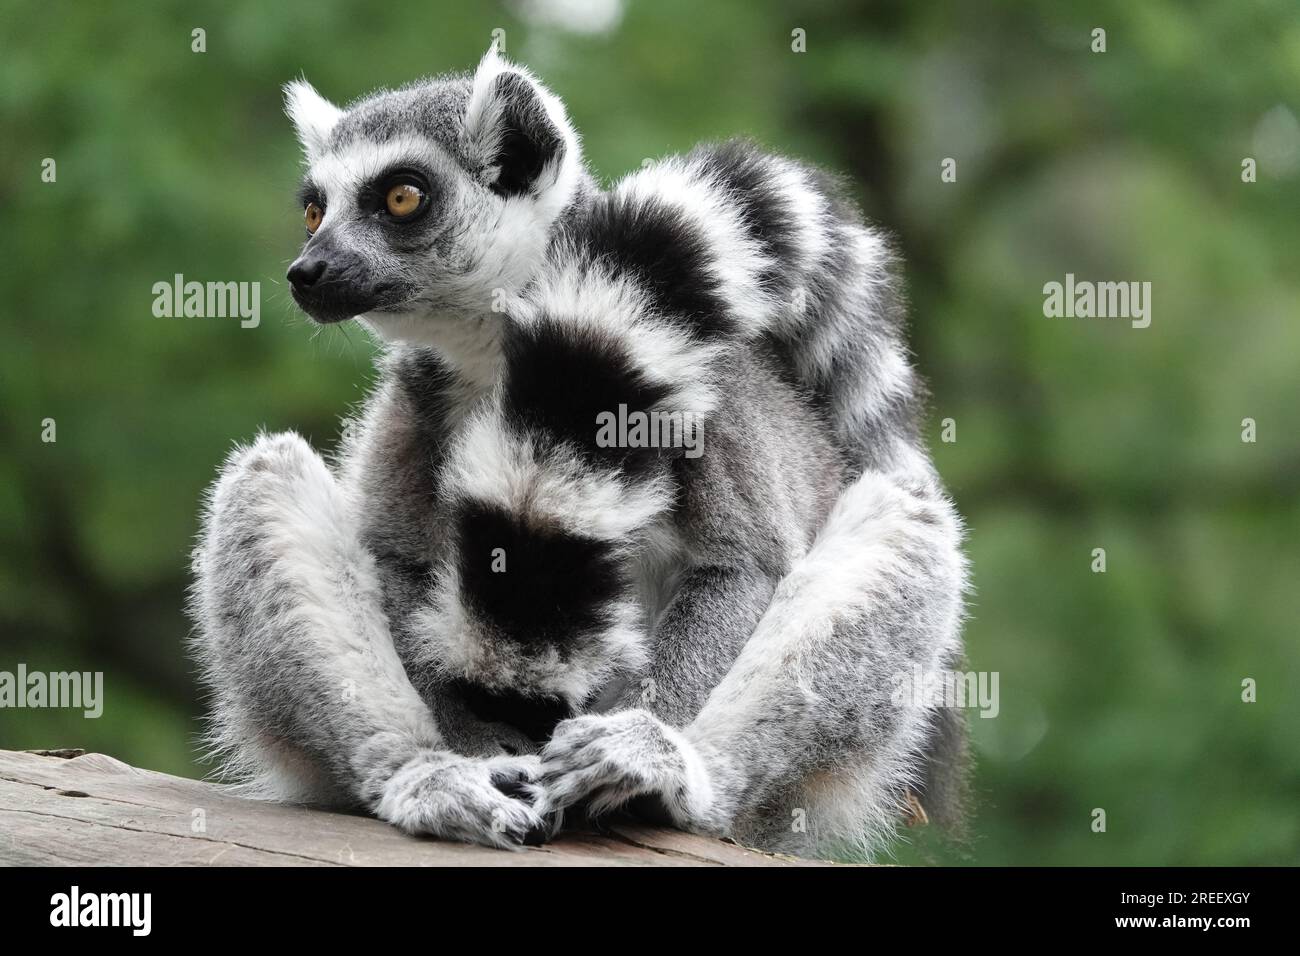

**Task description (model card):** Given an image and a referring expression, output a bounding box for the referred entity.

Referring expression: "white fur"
[284,79,342,162]
[409,564,648,707]
[375,750,546,849]
[443,410,674,542]
[768,158,832,276]
[299,64,585,330]
[362,312,505,398]
[462,49,583,200]
[192,432,441,801]
[521,256,727,417]
[616,158,776,337]
[195,59,967,861]
[537,710,716,823]
[308,135,456,202]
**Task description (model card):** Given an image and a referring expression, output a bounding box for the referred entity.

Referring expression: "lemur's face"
[283,52,582,335]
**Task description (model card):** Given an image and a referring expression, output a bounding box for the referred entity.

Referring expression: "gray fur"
[189,50,968,857]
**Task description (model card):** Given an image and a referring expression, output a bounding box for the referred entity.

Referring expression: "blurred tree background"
[1,0,1297,865]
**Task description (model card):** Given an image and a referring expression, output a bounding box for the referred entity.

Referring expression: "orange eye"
[386,183,424,218]
[304,202,324,234]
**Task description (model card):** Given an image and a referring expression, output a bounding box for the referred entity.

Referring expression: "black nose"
[286,257,327,289]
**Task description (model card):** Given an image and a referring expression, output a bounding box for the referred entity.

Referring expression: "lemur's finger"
[493,776,533,802]
[536,763,612,814]
[521,808,561,846]
[538,736,612,783]
[541,716,605,757]
[471,792,547,850]
[487,754,543,800]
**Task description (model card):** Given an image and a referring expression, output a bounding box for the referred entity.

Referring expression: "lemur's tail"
[656,139,927,476]
[917,694,972,836]
[440,144,882,576]
[426,171,759,706]
[514,136,923,482]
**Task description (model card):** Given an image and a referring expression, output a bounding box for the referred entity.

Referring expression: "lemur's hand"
[375,751,556,849]
[536,709,718,832]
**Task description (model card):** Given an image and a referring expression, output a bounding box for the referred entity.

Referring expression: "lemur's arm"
[628,565,775,724]
[188,352,548,849]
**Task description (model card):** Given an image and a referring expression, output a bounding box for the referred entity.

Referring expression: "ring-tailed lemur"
[189,50,968,857]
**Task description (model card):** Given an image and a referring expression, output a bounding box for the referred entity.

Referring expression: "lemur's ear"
[462,50,579,197]
[284,79,342,162]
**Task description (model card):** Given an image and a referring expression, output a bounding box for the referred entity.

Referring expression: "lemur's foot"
[376,751,554,849]
[536,709,717,831]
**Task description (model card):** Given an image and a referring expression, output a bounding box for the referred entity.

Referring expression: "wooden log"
[0,749,832,867]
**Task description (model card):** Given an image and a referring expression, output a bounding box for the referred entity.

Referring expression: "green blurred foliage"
[1,0,1297,865]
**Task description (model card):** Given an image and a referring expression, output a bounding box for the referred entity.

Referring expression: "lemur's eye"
[385,183,424,218]
[304,202,324,234]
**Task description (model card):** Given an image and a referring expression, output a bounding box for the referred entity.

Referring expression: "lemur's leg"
[627,565,776,725]
[537,451,966,855]
[190,430,546,848]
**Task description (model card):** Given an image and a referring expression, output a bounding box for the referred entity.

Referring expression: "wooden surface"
[0,749,830,867]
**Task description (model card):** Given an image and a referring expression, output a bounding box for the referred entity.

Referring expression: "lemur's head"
[283,50,584,346]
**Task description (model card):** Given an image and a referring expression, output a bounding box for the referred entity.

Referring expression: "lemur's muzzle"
[287,239,389,324]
